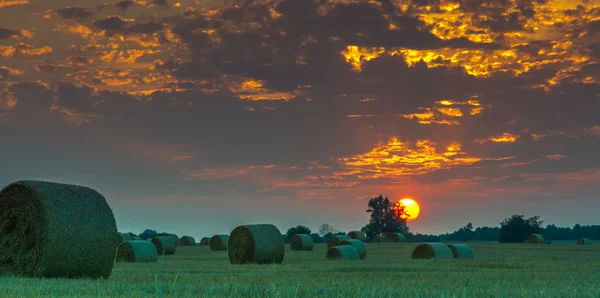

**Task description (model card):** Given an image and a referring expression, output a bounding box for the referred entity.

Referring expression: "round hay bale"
[132,236,142,241]
[228,224,284,264]
[347,231,366,242]
[160,233,180,246]
[290,234,314,251]
[116,240,158,263]
[180,236,196,246]
[527,234,544,244]
[326,245,360,260]
[446,244,474,259]
[411,243,454,259]
[0,180,117,278]
[576,238,591,245]
[385,232,407,242]
[327,235,352,249]
[118,233,133,244]
[151,236,176,255]
[372,235,390,242]
[339,239,366,259]
[199,237,210,245]
[210,234,229,251]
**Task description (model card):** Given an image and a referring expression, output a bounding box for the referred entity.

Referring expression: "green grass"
[1,242,599,297]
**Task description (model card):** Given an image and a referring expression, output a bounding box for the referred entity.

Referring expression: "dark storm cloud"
[0,27,26,39]
[91,16,166,37]
[53,6,94,19]
[115,0,139,11]
[152,0,169,9]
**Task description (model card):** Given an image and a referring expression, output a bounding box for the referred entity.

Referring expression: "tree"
[285,225,312,240]
[361,194,410,239]
[139,229,158,240]
[310,233,324,243]
[499,214,543,243]
[318,223,334,237]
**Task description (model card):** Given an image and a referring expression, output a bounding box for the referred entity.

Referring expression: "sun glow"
[396,198,420,222]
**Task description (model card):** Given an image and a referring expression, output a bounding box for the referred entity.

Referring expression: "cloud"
[0,27,32,39]
[45,6,94,20]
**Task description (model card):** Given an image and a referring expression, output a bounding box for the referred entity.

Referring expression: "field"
[1,242,599,297]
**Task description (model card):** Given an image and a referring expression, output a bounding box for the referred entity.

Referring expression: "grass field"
[1,242,599,297]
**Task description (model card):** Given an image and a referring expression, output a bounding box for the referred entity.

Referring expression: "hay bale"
[159,233,180,246]
[385,232,407,242]
[118,233,133,244]
[290,234,314,251]
[372,234,390,242]
[327,235,352,249]
[576,238,591,245]
[0,180,117,278]
[411,243,454,259]
[446,244,474,259]
[228,224,285,264]
[116,240,158,262]
[180,236,196,246]
[151,236,176,255]
[199,237,210,245]
[527,234,544,244]
[347,231,366,242]
[326,245,360,260]
[339,239,367,259]
[210,234,229,251]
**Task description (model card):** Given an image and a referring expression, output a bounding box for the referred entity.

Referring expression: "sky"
[0,0,599,239]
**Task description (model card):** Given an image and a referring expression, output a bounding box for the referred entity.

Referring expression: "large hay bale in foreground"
[118,233,133,244]
[527,234,544,244]
[327,235,352,249]
[290,234,314,251]
[446,244,474,259]
[385,232,407,242]
[180,236,196,246]
[0,180,117,278]
[159,233,180,246]
[151,236,176,255]
[210,234,229,251]
[326,245,360,260]
[347,231,366,242]
[199,237,210,245]
[576,238,591,245]
[339,239,367,259]
[372,235,390,243]
[411,243,454,259]
[228,224,284,264]
[116,240,158,263]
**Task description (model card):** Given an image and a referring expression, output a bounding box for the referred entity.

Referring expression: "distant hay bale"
[576,238,591,245]
[411,243,454,259]
[116,240,158,262]
[372,235,390,242]
[160,233,180,246]
[228,224,284,264]
[290,234,314,251]
[151,236,176,255]
[210,234,229,251]
[199,237,210,245]
[327,235,352,249]
[527,234,544,244]
[0,180,117,278]
[118,233,133,244]
[446,244,474,259]
[347,231,366,242]
[132,236,142,241]
[385,232,407,242]
[180,236,196,246]
[339,239,367,259]
[326,245,360,260]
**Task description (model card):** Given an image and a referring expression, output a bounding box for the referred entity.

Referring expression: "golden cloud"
[400,97,484,125]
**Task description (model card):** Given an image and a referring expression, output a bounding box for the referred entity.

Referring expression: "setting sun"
[397,198,421,222]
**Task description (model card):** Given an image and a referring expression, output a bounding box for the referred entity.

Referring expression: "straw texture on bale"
[199,237,210,245]
[116,240,158,263]
[228,224,284,264]
[372,235,390,242]
[576,238,591,245]
[411,243,454,259]
[527,234,544,244]
[210,234,229,251]
[118,233,133,244]
[160,233,180,246]
[446,244,474,259]
[326,245,360,260]
[347,231,367,242]
[0,180,117,278]
[180,236,196,246]
[327,235,352,249]
[151,236,176,255]
[290,234,314,251]
[339,239,367,259]
[385,232,407,242]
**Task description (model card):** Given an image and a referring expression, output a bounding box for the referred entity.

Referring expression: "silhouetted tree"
[285,225,312,239]
[318,223,335,236]
[139,229,158,240]
[310,233,324,243]
[499,214,543,243]
[361,194,409,239]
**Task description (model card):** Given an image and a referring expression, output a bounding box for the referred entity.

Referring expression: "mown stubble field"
[1,242,599,297]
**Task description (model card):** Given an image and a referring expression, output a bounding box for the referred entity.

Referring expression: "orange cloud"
[0,0,29,8]
[584,126,600,138]
[546,154,567,160]
[227,77,301,101]
[181,164,277,180]
[474,132,520,144]
[400,98,484,125]
[0,44,53,57]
